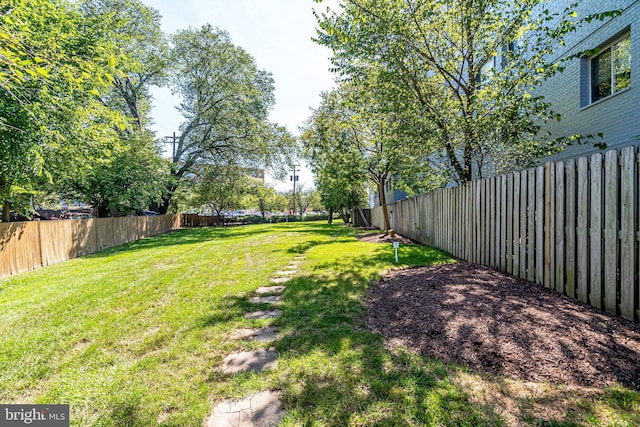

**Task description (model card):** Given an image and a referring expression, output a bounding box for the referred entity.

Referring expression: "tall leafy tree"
[290,185,320,220]
[315,0,619,183]
[193,164,250,220]
[160,25,295,213]
[247,180,285,218]
[302,82,417,231]
[0,0,117,220]
[301,106,368,224]
[60,0,169,216]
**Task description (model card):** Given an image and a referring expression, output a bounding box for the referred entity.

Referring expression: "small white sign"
[393,242,400,249]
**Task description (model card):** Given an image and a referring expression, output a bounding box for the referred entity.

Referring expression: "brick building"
[536,0,639,162]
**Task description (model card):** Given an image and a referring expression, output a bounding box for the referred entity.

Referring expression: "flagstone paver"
[244,310,282,320]
[221,350,278,374]
[254,286,285,295]
[206,391,283,427]
[274,270,295,276]
[248,295,282,304]
[270,277,291,284]
[231,327,279,343]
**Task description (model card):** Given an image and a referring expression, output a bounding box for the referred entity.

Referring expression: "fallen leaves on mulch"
[366,262,640,390]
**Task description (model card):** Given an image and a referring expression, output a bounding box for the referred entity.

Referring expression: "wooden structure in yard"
[0,215,180,279]
[181,214,225,227]
[372,145,640,323]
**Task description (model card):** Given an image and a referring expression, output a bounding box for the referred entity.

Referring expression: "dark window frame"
[590,32,631,103]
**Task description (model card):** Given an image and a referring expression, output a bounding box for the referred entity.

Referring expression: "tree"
[159,25,295,213]
[291,185,320,220]
[63,0,169,216]
[0,0,118,220]
[314,0,620,184]
[80,0,169,130]
[193,164,250,221]
[301,83,416,230]
[247,180,284,218]
[301,107,368,224]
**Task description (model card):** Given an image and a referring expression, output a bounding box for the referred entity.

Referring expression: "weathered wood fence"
[0,215,180,279]
[372,145,640,323]
[181,214,225,227]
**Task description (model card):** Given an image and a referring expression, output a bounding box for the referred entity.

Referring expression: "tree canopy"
[0,1,296,221]
[159,25,295,213]
[314,0,619,184]
[0,0,120,219]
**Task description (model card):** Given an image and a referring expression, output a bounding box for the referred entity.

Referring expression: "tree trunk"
[327,208,333,224]
[377,180,391,231]
[2,200,10,222]
[97,203,110,218]
[338,209,350,224]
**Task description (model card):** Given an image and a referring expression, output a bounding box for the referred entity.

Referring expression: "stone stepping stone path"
[205,390,283,427]
[244,309,282,320]
[254,286,286,295]
[211,256,307,426]
[274,270,295,276]
[231,327,279,343]
[221,349,278,374]
[248,295,282,304]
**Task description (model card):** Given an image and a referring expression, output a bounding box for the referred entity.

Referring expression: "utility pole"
[162,132,180,160]
[290,164,299,216]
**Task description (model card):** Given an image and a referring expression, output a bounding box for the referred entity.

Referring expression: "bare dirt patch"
[366,263,640,390]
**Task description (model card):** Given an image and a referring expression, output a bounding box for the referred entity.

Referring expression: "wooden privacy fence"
[372,145,640,323]
[0,215,180,279]
[181,214,225,227]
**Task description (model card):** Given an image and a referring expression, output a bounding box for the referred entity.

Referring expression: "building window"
[591,33,631,103]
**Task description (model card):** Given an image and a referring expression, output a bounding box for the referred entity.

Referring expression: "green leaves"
[159,25,295,212]
[314,0,617,184]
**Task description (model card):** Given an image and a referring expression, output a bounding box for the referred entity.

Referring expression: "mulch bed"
[356,232,415,244]
[366,262,640,390]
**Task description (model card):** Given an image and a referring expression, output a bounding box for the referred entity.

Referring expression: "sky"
[143,0,340,191]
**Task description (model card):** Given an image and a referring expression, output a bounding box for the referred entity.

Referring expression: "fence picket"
[500,176,507,271]
[555,162,565,294]
[590,154,604,309]
[520,170,528,279]
[565,159,577,298]
[527,168,536,282]
[576,157,589,303]
[536,166,544,285]
[604,150,618,314]
[507,173,514,274]
[476,181,482,263]
[620,146,636,320]
[513,173,521,277]
[489,177,495,267]
[545,163,555,289]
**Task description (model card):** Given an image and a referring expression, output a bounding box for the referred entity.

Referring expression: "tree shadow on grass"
[85,222,354,260]
[246,245,505,426]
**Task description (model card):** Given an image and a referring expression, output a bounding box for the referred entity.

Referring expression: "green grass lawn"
[1,222,638,426]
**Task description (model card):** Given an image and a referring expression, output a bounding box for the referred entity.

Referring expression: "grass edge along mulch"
[366,260,640,426]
